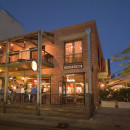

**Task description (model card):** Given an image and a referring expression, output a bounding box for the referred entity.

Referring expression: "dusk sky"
[0,0,130,74]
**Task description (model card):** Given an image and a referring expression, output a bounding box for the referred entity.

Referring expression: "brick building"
[0,21,104,117]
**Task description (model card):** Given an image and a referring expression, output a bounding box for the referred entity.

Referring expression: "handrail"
[0,48,54,65]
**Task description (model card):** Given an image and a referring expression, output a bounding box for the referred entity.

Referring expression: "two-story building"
[0,21,104,117]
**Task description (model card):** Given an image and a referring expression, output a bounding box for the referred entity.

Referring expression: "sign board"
[31,61,37,71]
[64,64,82,70]
[98,72,108,79]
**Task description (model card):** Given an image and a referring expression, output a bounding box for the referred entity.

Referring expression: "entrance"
[61,73,85,105]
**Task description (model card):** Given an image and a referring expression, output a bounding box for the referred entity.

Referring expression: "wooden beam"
[24,37,37,46]
[15,43,25,48]
[43,32,54,43]
[30,40,37,46]
[44,31,54,37]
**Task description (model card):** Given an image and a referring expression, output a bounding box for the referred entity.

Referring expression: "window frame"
[64,39,83,65]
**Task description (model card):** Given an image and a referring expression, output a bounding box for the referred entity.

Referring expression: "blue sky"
[0,0,129,74]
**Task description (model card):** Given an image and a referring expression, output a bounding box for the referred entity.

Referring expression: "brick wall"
[0,20,104,105]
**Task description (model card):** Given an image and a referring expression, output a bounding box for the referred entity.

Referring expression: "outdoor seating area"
[0,91,85,106]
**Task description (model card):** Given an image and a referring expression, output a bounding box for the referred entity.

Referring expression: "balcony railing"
[0,48,54,65]
[0,53,6,64]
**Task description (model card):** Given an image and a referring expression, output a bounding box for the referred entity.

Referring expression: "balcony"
[0,30,54,73]
[0,48,54,72]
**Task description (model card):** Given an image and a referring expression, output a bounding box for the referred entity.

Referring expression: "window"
[64,73,85,95]
[65,40,82,64]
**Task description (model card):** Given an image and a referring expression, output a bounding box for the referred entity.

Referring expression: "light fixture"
[100,83,105,87]
[0,46,2,49]
[10,77,13,80]
[22,77,25,80]
[34,80,37,83]
[11,44,14,47]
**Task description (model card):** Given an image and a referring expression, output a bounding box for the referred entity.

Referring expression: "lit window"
[65,40,82,64]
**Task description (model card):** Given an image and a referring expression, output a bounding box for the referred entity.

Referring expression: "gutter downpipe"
[86,28,92,94]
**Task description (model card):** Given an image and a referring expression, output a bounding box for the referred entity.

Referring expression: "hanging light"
[10,77,13,80]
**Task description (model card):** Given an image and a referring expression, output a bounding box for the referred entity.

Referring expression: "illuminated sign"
[98,72,108,79]
[31,61,37,71]
[64,64,82,69]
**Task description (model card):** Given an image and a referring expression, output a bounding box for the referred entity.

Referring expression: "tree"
[111,46,130,75]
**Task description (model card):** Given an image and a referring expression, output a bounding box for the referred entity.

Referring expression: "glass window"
[65,74,84,94]
[74,41,82,54]
[65,40,82,64]
[65,43,73,55]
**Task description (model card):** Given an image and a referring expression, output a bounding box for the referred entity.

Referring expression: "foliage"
[99,88,130,102]
[111,46,130,75]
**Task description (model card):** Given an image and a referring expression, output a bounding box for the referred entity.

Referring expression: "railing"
[0,48,54,65]
[0,54,6,64]
[0,92,85,106]
[0,92,4,102]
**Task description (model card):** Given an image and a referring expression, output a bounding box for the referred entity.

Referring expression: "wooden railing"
[0,49,54,65]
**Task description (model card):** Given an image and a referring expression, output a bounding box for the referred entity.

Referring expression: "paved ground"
[0,107,130,130]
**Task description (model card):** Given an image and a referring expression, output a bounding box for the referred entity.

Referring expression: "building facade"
[0,10,24,40]
[0,21,104,116]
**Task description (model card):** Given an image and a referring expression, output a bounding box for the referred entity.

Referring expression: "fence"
[0,48,54,65]
[0,92,85,106]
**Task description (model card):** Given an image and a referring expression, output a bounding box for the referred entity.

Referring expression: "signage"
[31,61,37,71]
[98,72,108,79]
[64,64,82,70]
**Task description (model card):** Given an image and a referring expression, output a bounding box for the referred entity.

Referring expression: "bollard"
[57,122,69,128]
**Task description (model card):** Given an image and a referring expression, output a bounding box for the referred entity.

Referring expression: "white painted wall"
[0,10,24,40]
[101,101,130,109]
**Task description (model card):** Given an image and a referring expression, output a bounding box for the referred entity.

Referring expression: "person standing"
[16,86,20,102]
[20,84,25,103]
[30,86,37,104]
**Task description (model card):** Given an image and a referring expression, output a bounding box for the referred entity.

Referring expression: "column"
[3,40,9,113]
[36,31,42,116]
[85,28,95,118]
